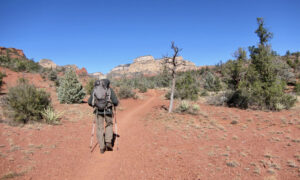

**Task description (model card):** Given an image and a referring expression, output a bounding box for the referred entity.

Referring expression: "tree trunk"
[168,74,176,113]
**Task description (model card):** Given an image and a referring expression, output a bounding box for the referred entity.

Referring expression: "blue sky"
[1,0,299,74]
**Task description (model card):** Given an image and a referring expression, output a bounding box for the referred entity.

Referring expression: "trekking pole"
[114,106,118,151]
[90,111,96,151]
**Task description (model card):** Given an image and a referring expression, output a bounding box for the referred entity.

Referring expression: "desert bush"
[203,71,222,92]
[207,91,230,106]
[57,69,86,104]
[17,77,29,84]
[48,70,58,81]
[138,85,147,93]
[118,86,136,99]
[175,101,200,115]
[5,80,51,123]
[176,100,190,113]
[85,78,96,95]
[41,107,62,125]
[295,83,300,95]
[200,90,208,96]
[226,89,250,109]
[0,71,7,90]
[165,90,179,100]
[176,71,199,100]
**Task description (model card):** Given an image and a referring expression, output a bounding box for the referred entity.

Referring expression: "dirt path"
[73,89,162,180]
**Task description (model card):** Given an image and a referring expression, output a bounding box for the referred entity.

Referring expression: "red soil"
[1,69,300,180]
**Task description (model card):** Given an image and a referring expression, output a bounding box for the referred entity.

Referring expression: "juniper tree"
[57,69,85,104]
[234,17,296,110]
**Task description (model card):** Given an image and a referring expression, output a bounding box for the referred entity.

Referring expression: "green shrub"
[41,107,62,125]
[57,70,85,104]
[165,90,179,100]
[85,78,96,95]
[176,72,199,100]
[48,70,58,81]
[118,86,136,99]
[138,85,147,93]
[203,72,222,92]
[6,80,51,123]
[0,71,7,90]
[207,92,229,106]
[17,77,28,84]
[200,90,208,96]
[295,83,300,95]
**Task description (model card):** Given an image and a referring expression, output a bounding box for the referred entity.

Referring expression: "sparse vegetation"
[117,86,136,99]
[5,79,51,123]
[57,69,86,104]
[0,54,42,73]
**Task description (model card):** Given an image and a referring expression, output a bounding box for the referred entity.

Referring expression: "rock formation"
[90,72,106,79]
[108,55,197,78]
[0,47,26,59]
[39,59,57,69]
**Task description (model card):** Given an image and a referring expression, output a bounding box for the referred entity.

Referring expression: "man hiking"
[88,79,119,154]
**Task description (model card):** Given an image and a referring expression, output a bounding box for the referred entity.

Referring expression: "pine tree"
[57,69,86,104]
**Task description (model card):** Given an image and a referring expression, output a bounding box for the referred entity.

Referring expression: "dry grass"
[287,160,297,168]
[226,160,239,167]
[0,171,25,180]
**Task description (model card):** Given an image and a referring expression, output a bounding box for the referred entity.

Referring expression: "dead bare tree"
[163,41,183,113]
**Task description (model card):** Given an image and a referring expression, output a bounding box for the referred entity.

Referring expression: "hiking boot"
[106,143,113,151]
[100,149,105,154]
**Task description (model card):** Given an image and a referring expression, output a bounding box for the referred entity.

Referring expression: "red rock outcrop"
[0,47,26,59]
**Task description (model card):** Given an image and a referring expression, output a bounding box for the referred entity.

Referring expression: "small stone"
[231,120,238,125]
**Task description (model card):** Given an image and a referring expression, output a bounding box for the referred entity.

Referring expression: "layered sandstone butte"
[39,59,57,69]
[90,72,106,79]
[108,55,197,78]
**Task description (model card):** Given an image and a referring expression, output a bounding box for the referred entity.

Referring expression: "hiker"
[88,79,119,154]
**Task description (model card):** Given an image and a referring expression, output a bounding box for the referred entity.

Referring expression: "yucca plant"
[41,107,63,125]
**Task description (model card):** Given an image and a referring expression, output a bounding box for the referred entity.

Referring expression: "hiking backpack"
[92,80,112,111]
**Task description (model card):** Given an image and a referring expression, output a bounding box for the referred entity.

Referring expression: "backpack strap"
[92,90,95,107]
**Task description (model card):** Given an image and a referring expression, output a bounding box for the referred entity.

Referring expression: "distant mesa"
[90,72,106,79]
[39,59,57,69]
[108,55,197,78]
[133,55,155,63]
